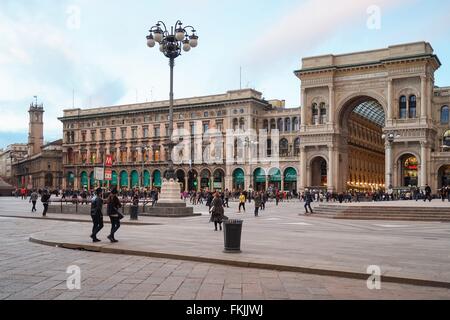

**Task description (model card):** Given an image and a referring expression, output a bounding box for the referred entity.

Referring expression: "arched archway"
[67,172,74,188]
[143,170,150,188]
[120,171,129,188]
[89,172,96,189]
[213,169,225,191]
[284,167,298,192]
[152,170,162,189]
[438,165,450,189]
[111,171,118,187]
[268,167,281,191]
[253,168,266,191]
[397,154,419,187]
[130,170,139,188]
[200,169,211,190]
[80,171,88,189]
[338,95,386,191]
[188,169,198,191]
[232,168,245,191]
[310,157,327,188]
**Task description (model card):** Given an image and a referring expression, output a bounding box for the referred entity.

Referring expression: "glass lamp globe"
[189,34,198,48]
[159,44,165,52]
[175,28,185,41]
[182,40,191,52]
[154,30,163,43]
[146,35,156,48]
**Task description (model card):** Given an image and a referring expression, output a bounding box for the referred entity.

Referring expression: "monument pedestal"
[144,178,199,217]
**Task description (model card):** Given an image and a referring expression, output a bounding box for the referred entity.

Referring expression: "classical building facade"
[59,89,301,192]
[59,41,450,193]
[296,41,450,192]
[12,103,63,189]
[0,143,28,180]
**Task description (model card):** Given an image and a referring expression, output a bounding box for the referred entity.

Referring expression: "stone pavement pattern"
[1,197,450,299]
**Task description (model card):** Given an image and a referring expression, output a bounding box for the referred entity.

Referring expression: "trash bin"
[223,219,243,253]
[130,205,139,220]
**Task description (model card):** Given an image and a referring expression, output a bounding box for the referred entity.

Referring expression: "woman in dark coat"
[210,192,224,231]
[106,188,122,242]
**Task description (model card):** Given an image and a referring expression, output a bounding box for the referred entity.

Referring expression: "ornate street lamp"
[382,131,401,189]
[146,20,198,180]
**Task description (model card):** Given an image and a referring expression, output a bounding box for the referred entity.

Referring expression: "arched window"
[267,138,272,157]
[441,106,449,125]
[312,103,318,125]
[293,117,299,131]
[277,118,284,132]
[263,119,269,130]
[409,95,416,118]
[319,103,327,124]
[270,119,276,131]
[279,138,289,157]
[399,96,407,119]
[239,118,245,130]
[232,118,238,130]
[443,130,450,148]
[294,137,300,156]
[285,118,291,132]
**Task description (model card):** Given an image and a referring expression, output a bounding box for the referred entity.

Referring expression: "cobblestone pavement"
[1,198,450,299]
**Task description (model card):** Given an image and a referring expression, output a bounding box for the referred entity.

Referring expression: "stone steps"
[312,204,450,222]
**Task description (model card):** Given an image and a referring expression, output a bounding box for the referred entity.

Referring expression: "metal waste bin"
[130,205,139,220]
[223,219,243,253]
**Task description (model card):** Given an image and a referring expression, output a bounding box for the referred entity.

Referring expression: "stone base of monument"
[143,178,200,217]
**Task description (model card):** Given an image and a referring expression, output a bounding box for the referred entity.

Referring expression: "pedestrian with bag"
[304,188,314,215]
[254,192,262,217]
[106,188,123,243]
[41,190,51,217]
[210,192,225,231]
[90,188,104,242]
[131,192,139,220]
[29,190,39,212]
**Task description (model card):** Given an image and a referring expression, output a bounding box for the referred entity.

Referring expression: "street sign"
[94,167,104,180]
[104,169,112,181]
[105,155,113,167]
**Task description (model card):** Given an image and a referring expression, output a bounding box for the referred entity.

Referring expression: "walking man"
[424,184,432,202]
[254,192,262,217]
[106,188,122,243]
[304,188,314,215]
[41,190,51,217]
[29,190,39,212]
[90,188,104,242]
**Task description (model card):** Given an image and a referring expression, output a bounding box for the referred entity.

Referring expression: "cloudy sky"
[0,0,449,149]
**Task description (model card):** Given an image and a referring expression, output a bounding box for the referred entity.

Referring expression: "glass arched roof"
[353,100,385,127]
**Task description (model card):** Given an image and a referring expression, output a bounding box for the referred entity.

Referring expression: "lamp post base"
[153,178,197,217]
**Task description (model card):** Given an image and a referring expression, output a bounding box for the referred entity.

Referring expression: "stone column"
[196,176,200,190]
[427,76,433,119]
[385,142,393,188]
[184,176,188,192]
[301,88,307,129]
[328,85,335,124]
[281,175,285,192]
[421,75,427,119]
[299,146,307,191]
[420,142,427,187]
[387,79,393,121]
[327,147,334,192]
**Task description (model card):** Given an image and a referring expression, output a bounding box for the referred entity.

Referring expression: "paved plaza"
[0,197,450,300]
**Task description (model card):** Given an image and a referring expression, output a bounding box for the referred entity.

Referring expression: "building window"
[165,124,169,136]
[312,103,319,125]
[121,128,127,139]
[190,123,195,135]
[154,126,160,137]
[280,138,289,157]
[441,106,449,124]
[143,127,149,138]
[100,131,106,141]
[409,95,417,118]
[399,96,407,119]
[216,121,223,131]
[91,131,96,142]
[277,118,283,132]
[131,128,137,139]
[239,118,245,130]
[204,111,209,117]
[110,129,116,140]
[202,122,209,133]
[444,130,450,148]
[319,103,327,124]
[294,137,300,156]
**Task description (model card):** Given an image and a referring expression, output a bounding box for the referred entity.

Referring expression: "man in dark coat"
[41,190,51,217]
[90,188,104,242]
[210,192,224,231]
[304,189,314,215]
[424,184,432,202]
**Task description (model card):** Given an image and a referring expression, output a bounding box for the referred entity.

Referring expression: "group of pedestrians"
[90,188,122,243]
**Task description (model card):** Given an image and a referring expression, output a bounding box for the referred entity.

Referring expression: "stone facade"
[296,41,450,192]
[59,89,301,192]
[0,144,28,180]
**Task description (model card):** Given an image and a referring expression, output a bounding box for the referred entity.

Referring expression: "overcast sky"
[1,0,449,149]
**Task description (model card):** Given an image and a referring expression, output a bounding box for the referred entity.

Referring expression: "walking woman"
[210,192,225,231]
[90,188,104,242]
[106,188,122,243]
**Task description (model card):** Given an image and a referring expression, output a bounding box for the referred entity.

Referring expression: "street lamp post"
[382,131,401,189]
[146,20,198,180]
